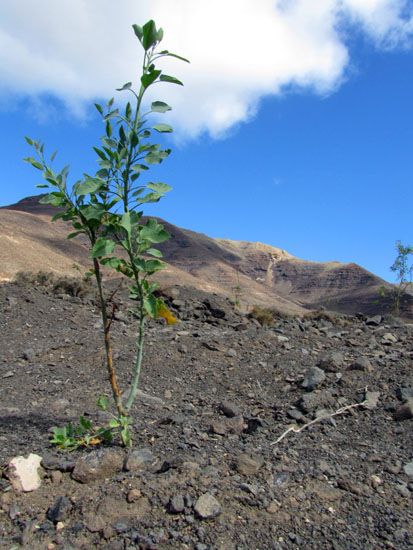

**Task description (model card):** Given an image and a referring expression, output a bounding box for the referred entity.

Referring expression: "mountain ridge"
[1,194,411,318]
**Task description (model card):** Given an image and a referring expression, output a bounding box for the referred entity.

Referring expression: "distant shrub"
[13,270,55,286]
[52,275,95,298]
[249,306,278,326]
[13,270,95,299]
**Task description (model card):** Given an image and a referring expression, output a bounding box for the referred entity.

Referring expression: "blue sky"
[1,1,412,282]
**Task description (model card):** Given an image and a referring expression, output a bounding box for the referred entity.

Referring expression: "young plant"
[25,20,188,446]
[378,241,413,315]
[390,240,413,315]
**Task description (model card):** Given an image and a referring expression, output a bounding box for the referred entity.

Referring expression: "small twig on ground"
[270,393,369,446]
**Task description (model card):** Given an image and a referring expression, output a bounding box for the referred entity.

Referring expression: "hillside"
[1,195,411,318]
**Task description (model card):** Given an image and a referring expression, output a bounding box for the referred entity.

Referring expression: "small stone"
[194,493,221,519]
[403,461,413,477]
[49,398,70,413]
[164,389,173,399]
[370,475,383,489]
[301,367,326,391]
[210,416,245,436]
[235,453,264,476]
[239,483,258,495]
[337,479,372,497]
[7,453,43,492]
[22,348,35,361]
[72,449,124,483]
[51,471,63,484]
[226,348,237,357]
[41,454,75,472]
[287,409,304,421]
[126,489,142,503]
[385,461,402,475]
[348,357,373,372]
[395,483,410,498]
[136,389,164,406]
[397,385,413,402]
[382,332,397,344]
[298,390,335,413]
[366,315,382,326]
[363,391,380,410]
[394,399,413,421]
[317,351,344,373]
[124,448,155,472]
[169,494,185,514]
[266,501,281,514]
[46,496,72,523]
[219,401,241,418]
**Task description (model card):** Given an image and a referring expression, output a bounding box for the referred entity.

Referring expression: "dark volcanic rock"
[46,496,72,523]
[72,449,124,483]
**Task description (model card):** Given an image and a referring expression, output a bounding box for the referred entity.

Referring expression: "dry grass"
[13,270,96,299]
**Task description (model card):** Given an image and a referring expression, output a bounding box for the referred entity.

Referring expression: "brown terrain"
[0,194,412,549]
[1,194,411,319]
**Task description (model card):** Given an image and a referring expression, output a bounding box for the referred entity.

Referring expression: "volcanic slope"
[1,195,409,317]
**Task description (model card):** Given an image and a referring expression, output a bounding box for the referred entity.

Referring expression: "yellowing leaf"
[157,303,178,325]
[88,437,103,446]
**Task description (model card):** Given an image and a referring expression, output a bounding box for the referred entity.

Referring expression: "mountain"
[1,195,411,318]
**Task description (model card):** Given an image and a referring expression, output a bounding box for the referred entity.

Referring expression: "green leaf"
[81,204,106,221]
[141,69,161,89]
[131,164,149,173]
[39,193,64,207]
[147,182,172,195]
[116,82,132,91]
[159,74,183,86]
[24,157,44,170]
[51,211,67,222]
[75,178,103,196]
[67,230,85,240]
[143,294,158,318]
[120,211,132,235]
[145,259,165,273]
[91,238,115,258]
[24,136,33,145]
[132,24,143,42]
[145,149,171,164]
[151,101,171,113]
[139,192,162,204]
[140,219,170,243]
[50,150,57,162]
[104,109,119,120]
[160,50,190,63]
[156,28,164,42]
[109,418,120,429]
[36,184,49,188]
[125,102,132,119]
[146,248,163,258]
[94,103,104,115]
[121,426,132,448]
[79,416,92,431]
[93,147,108,161]
[141,20,158,51]
[153,123,173,133]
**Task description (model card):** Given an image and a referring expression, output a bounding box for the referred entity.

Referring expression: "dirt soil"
[0,276,412,549]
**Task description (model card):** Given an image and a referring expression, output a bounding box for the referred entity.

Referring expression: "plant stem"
[125,303,145,411]
[93,257,125,416]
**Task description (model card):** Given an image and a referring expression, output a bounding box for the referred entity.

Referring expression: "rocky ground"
[0,275,412,549]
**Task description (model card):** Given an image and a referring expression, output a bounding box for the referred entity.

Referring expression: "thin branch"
[270,394,370,446]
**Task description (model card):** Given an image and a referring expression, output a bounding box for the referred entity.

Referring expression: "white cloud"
[0,0,411,138]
